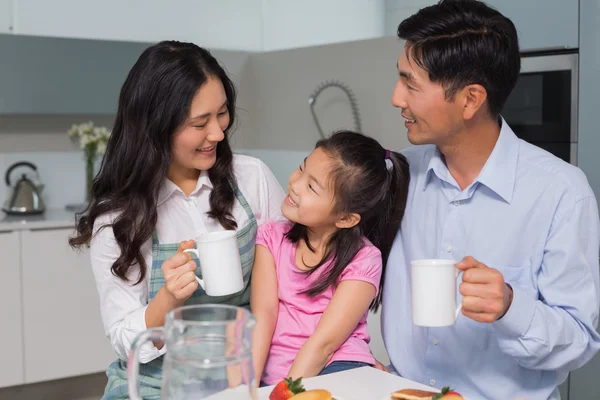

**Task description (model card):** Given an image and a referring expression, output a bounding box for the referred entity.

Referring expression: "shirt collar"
[474,118,519,203]
[424,117,519,203]
[157,170,213,206]
[424,146,450,188]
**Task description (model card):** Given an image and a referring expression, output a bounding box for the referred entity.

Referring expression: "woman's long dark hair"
[69,41,238,284]
[285,131,410,311]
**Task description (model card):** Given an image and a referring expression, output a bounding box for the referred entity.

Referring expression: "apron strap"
[230,180,257,224]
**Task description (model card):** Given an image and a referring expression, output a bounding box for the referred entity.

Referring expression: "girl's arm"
[251,244,280,383]
[287,280,376,379]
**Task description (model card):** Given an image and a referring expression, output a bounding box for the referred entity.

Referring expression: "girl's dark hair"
[397,0,520,116]
[285,130,410,311]
[69,41,238,284]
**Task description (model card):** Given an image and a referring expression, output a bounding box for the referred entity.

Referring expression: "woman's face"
[169,76,230,177]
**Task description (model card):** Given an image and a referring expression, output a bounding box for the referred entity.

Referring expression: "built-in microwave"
[502,50,578,165]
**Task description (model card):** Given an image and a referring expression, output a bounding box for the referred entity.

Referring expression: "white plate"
[377,394,469,400]
[258,393,345,400]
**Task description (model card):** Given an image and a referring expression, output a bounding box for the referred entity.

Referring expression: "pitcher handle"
[127,328,165,400]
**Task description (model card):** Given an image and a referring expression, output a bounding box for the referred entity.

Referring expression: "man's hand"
[457,256,513,323]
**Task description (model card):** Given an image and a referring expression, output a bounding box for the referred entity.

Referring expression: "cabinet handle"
[29,227,74,232]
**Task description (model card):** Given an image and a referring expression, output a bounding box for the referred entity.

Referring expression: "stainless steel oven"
[502,51,578,165]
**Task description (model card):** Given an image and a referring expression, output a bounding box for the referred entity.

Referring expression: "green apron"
[102,183,257,399]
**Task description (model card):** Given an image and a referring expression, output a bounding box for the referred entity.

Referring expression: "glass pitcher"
[128,304,257,399]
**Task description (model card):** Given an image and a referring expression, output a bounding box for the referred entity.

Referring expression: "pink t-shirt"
[256,220,382,385]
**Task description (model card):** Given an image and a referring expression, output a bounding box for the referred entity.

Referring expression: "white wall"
[262,0,385,51]
[9,0,388,52]
[13,0,263,50]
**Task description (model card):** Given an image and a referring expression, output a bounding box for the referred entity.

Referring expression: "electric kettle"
[2,161,46,215]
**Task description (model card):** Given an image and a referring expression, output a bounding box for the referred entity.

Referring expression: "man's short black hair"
[398,0,521,116]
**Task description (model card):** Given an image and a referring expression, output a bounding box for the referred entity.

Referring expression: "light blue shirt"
[382,119,600,400]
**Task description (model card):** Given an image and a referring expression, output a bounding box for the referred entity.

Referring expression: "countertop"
[0,207,78,231]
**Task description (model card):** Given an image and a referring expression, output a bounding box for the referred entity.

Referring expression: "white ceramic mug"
[184,230,244,297]
[411,259,463,327]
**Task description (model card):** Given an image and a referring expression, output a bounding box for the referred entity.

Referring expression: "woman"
[70,41,285,399]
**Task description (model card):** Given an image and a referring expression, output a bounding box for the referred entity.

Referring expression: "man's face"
[392,44,465,147]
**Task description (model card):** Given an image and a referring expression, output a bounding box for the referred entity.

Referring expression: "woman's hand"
[146,240,199,341]
[161,240,199,304]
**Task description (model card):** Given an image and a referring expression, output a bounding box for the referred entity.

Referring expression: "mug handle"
[127,328,164,400]
[455,270,464,319]
[183,249,205,290]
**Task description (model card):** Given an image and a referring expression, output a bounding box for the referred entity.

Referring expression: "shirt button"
[445,245,452,253]
[430,379,436,386]
[432,338,439,345]
[454,200,461,206]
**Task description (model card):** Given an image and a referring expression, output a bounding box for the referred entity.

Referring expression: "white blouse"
[90,154,285,363]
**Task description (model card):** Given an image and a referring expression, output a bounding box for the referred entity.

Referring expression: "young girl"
[251,130,410,385]
[69,41,284,399]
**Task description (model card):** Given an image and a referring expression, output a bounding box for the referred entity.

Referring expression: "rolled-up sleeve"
[90,214,165,363]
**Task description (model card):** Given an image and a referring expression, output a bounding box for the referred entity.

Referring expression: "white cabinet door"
[0,230,24,388]
[14,0,262,51]
[0,0,13,33]
[262,0,385,51]
[21,228,115,383]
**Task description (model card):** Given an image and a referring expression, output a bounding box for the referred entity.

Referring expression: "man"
[382,1,600,399]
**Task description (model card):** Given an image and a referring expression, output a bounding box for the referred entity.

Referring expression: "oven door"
[502,52,578,164]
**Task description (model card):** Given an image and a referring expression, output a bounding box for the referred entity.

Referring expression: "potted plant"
[67,122,111,204]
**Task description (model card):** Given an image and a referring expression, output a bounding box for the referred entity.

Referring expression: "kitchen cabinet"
[0,33,250,115]
[385,0,579,51]
[487,0,578,50]
[261,0,384,51]
[13,0,262,51]
[367,310,389,365]
[0,230,24,388]
[21,227,114,383]
[568,1,600,400]
[384,1,426,38]
[0,0,12,33]
[0,34,150,114]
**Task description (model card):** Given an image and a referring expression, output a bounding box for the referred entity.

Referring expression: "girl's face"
[169,76,230,178]
[282,147,340,229]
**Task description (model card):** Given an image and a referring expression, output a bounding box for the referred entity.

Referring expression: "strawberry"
[269,377,306,400]
[432,386,464,400]
[441,392,464,400]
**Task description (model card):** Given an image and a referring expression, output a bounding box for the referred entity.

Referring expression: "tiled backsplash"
[0,148,306,210]
[0,151,94,209]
